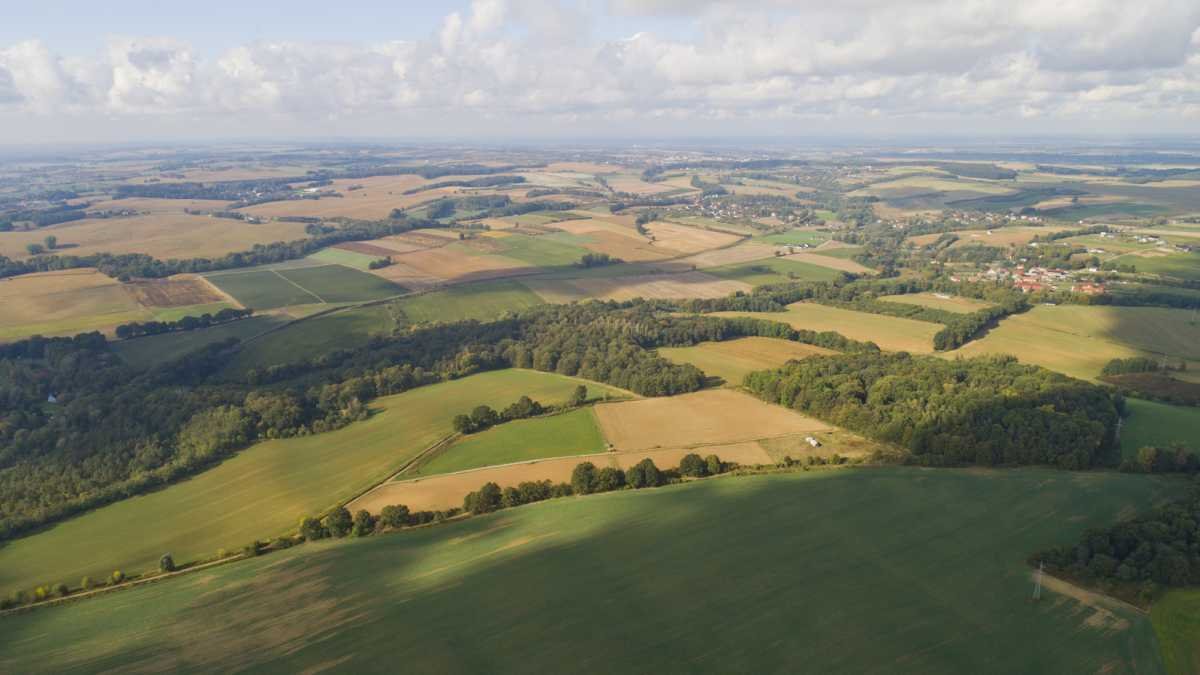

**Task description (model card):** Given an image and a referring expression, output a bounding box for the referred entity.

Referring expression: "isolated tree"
[43,235,57,250]
[25,243,45,255]
[325,507,353,538]
[679,453,708,477]
[352,509,376,537]
[595,467,626,492]
[159,553,175,573]
[379,504,410,529]
[571,462,598,495]
[569,385,588,407]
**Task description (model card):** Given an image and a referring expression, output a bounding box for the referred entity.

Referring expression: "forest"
[744,352,1122,469]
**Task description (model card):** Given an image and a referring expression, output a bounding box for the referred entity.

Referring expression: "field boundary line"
[272,269,326,304]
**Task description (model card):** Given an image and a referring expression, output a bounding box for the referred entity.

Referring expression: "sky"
[1,0,1199,143]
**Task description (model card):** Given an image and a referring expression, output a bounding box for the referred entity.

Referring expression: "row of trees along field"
[744,352,1122,469]
[0,301,843,539]
[0,215,445,281]
[115,308,253,339]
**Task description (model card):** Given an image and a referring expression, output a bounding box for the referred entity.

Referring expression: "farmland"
[1120,398,1200,459]
[0,212,309,260]
[952,305,1200,380]
[1151,590,1200,675]
[0,468,1181,674]
[112,314,286,368]
[525,270,750,302]
[411,408,609,477]
[593,388,831,451]
[394,280,545,325]
[221,304,397,371]
[0,269,150,340]
[205,264,404,309]
[658,337,835,384]
[881,291,996,313]
[0,370,623,594]
[715,302,943,353]
[706,256,844,286]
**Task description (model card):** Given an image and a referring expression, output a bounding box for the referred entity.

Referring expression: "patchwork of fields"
[205,264,404,309]
[0,468,1180,674]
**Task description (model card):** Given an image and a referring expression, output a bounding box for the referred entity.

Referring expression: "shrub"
[705,454,724,475]
[324,507,353,538]
[627,458,662,488]
[80,576,93,591]
[110,570,125,585]
[53,583,69,598]
[352,509,376,537]
[679,453,708,477]
[469,482,503,514]
[159,553,176,573]
[379,504,410,529]
[595,467,626,492]
[300,516,326,541]
[243,541,264,558]
[571,462,598,495]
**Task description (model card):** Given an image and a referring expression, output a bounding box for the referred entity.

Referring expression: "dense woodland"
[745,352,1122,469]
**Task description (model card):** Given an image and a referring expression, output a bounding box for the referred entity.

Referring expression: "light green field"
[0,468,1179,674]
[1119,252,1200,281]
[412,408,608,477]
[486,233,591,266]
[952,305,1200,380]
[204,269,321,309]
[1120,398,1200,459]
[223,304,396,371]
[881,292,996,314]
[113,315,288,368]
[757,230,832,246]
[0,370,623,595]
[706,257,843,286]
[1151,589,1200,675]
[308,246,380,270]
[658,337,835,385]
[716,302,942,353]
[667,215,756,235]
[395,280,545,325]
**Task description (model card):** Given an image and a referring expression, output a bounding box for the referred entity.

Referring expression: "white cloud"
[0,0,1198,137]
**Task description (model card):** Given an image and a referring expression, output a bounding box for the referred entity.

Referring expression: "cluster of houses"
[956,264,1106,295]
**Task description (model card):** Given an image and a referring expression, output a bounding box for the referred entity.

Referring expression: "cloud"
[0,0,1198,136]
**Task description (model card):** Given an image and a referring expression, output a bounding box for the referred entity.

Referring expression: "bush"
[469,482,502,514]
[626,458,662,488]
[595,467,626,492]
[243,541,264,558]
[324,507,353,538]
[110,570,125,585]
[571,462,598,495]
[300,516,326,541]
[705,454,723,475]
[352,509,376,537]
[53,583,69,598]
[80,576,93,591]
[159,553,176,573]
[679,453,708,477]
[379,504,410,529]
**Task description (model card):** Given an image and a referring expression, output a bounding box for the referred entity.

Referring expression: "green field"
[881,292,996,314]
[716,302,942,353]
[308,246,381,270]
[276,265,404,303]
[205,270,321,309]
[0,468,1180,674]
[757,230,831,246]
[412,408,608,477]
[658,337,834,385]
[953,305,1200,380]
[1120,398,1200,459]
[0,370,622,594]
[223,304,396,372]
[395,280,545,325]
[487,233,592,266]
[113,315,288,368]
[1151,589,1200,675]
[1121,252,1200,281]
[707,257,844,286]
[206,264,404,309]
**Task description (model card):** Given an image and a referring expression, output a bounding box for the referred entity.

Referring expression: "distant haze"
[2,0,1199,143]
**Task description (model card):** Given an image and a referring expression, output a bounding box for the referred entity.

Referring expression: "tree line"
[115,308,254,339]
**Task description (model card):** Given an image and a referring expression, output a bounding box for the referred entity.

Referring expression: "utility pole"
[1032,561,1044,601]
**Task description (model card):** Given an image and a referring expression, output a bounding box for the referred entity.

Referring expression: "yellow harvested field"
[644,221,743,254]
[584,230,674,261]
[0,269,148,340]
[395,245,532,283]
[594,388,831,452]
[241,176,444,220]
[350,442,772,514]
[525,271,750,302]
[368,260,445,290]
[880,292,995,314]
[677,242,776,268]
[658,337,836,384]
[715,302,942,353]
[0,213,310,260]
[779,252,874,274]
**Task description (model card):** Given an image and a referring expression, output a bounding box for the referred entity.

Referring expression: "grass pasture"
[395,280,545,325]
[206,264,404,309]
[0,468,1180,674]
[204,270,321,309]
[715,302,942,353]
[706,257,844,286]
[881,292,996,314]
[1151,590,1200,675]
[222,304,396,371]
[0,370,623,596]
[658,337,835,385]
[411,408,608,477]
[112,315,287,368]
[1120,398,1200,459]
[952,305,1200,380]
